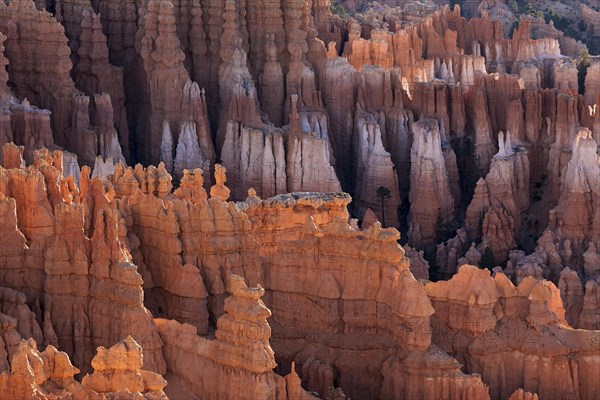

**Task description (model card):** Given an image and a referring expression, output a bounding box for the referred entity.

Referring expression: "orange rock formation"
[0,0,598,399]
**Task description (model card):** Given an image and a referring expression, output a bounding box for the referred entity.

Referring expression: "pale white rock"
[354,114,401,228]
[160,120,174,175]
[221,120,287,200]
[174,120,210,183]
[91,155,115,180]
[62,151,81,186]
[286,133,341,194]
[408,118,455,246]
[97,126,125,165]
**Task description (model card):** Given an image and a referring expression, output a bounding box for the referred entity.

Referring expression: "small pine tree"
[510,0,519,14]
[424,247,442,282]
[480,246,496,271]
[509,19,520,39]
[524,2,536,16]
[376,186,392,227]
[435,214,444,244]
[577,48,591,95]
[330,0,346,18]
[435,212,456,244]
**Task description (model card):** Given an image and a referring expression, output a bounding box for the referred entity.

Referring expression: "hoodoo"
[0,0,598,399]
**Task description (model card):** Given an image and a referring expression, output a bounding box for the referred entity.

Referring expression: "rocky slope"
[0,146,598,399]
